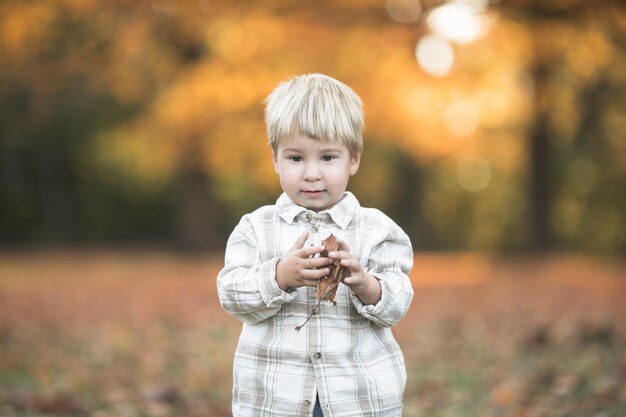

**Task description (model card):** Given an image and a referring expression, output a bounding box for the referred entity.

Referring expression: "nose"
[303,160,321,181]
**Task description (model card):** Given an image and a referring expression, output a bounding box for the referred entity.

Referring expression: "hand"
[275,231,333,291]
[328,237,382,305]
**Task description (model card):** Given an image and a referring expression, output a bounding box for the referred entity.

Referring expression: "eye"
[288,156,303,162]
[321,155,337,162]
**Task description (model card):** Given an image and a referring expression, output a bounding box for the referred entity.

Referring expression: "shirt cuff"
[259,257,297,307]
[351,275,385,316]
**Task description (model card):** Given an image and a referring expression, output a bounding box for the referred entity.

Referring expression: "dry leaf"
[295,234,346,331]
[315,234,344,305]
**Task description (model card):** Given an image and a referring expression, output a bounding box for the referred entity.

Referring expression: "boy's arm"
[217,218,296,325]
[349,230,414,328]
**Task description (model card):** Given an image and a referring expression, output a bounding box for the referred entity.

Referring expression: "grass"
[0,250,624,416]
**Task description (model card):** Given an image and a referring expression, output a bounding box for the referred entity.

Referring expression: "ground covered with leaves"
[0,251,624,417]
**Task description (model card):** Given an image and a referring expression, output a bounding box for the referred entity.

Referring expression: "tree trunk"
[527,40,552,251]
[389,151,431,250]
[37,141,74,242]
[178,140,219,250]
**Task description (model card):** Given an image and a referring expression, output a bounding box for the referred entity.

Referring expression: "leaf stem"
[294,282,340,332]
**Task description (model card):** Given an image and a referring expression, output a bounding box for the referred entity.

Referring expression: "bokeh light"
[457,155,492,192]
[443,98,481,138]
[416,34,455,77]
[427,0,489,44]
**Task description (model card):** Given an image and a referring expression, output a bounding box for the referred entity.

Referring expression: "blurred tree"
[0,0,624,253]
[501,0,625,252]
[496,0,625,251]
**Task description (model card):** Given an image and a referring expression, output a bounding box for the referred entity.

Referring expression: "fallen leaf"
[315,234,344,304]
[295,234,346,331]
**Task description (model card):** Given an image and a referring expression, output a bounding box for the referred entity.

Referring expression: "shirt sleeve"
[217,216,296,325]
[350,228,414,328]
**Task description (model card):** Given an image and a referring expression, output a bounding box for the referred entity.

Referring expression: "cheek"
[277,165,300,184]
[326,167,351,186]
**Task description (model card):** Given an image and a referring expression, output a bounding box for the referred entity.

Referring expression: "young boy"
[217,73,414,417]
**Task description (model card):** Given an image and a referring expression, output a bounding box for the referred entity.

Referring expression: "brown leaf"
[315,234,344,305]
[295,234,346,331]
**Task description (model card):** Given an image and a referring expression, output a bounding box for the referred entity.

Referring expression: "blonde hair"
[264,73,364,155]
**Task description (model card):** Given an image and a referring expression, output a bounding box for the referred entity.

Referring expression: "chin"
[298,200,327,211]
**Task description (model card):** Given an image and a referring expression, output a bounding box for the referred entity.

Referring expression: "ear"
[272,151,279,173]
[350,152,361,176]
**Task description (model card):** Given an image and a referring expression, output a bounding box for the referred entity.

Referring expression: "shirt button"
[311,226,319,233]
[305,213,313,221]
[314,352,322,359]
[303,400,311,407]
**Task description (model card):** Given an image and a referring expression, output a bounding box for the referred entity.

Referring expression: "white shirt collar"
[275,192,359,229]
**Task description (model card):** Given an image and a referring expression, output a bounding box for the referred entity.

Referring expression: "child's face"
[272,133,360,212]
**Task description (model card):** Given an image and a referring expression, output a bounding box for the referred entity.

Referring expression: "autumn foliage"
[0,0,624,253]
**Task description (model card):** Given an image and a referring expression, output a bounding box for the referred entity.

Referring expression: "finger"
[339,258,362,273]
[327,250,352,260]
[289,231,309,251]
[306,256,334,269]
[335,237,350,252]
[300,278,320,287]
[342,275,358,285]
[301,268,331,280]
[342,275,355,284]
[299,244,326,258]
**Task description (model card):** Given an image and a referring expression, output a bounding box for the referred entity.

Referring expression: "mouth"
[302,190,324,197]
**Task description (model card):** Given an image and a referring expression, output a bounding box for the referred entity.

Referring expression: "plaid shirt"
[217,192,414,417]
